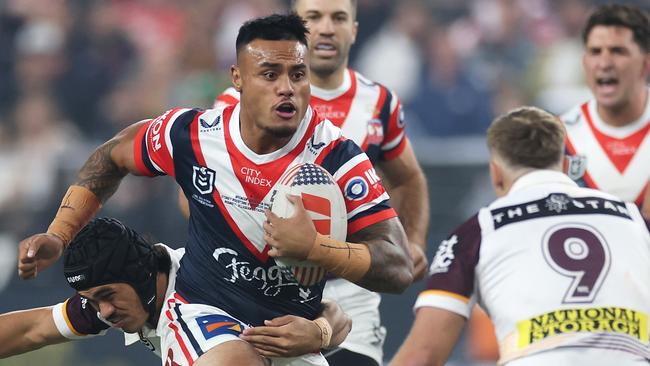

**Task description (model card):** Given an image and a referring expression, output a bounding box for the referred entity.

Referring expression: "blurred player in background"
[17,13,412,366]
[211,2,429,364]
[563,4,650,218]
[467,5,650,362]
[2,217,351,361]
[391,106,650,366]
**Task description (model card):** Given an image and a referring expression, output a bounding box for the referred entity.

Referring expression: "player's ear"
[351,21,358,45]
[642,53,650,77]
[231,65,242,92]
[489,159,505,197]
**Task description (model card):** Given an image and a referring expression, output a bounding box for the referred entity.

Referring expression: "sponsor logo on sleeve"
[150,109,172,152]
[397,105,405,128]
[429,235,458,275]
[344,177,369,201]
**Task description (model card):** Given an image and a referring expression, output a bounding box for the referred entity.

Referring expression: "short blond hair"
[487,106,565,170]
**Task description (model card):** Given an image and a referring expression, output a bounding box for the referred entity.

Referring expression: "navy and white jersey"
[133,104,396,326]
[215,68,408,165]
[52,245,183,357]
[562,95,650,206]
[416,170,650,365]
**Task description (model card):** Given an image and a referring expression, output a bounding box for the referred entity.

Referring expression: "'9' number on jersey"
[542,224,611,303]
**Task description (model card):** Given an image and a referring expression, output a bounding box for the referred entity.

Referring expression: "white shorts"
[323,279,385,364]
[159,292,328,366]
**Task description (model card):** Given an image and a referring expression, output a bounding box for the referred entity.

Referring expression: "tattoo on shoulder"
[75,140,127,202]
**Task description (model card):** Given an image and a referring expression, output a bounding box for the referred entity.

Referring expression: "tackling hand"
[240,315,322,357]
[18,234,65,279]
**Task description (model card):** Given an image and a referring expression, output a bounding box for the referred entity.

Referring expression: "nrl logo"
[193,165,216,195]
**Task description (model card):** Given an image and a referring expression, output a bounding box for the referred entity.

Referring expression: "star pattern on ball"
[293,163,333,186]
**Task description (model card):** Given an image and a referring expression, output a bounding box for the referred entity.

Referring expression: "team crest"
[566,154,587,180]
[366,119,384,145]
[545,193,570,213]
[193,166,215,194]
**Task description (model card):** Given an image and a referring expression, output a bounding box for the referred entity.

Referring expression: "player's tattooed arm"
[75,121,147,202]
[17,121,149,280]
[74,140,126,202]
[349,217,413,293]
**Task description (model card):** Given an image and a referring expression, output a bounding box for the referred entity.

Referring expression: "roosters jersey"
[52,245,183,357]
[562,97,650,206]
[214,68,408,165]
[416,170,650,365]
[133,104,396,326]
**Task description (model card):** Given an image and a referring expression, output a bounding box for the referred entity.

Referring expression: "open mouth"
[275,102,297,119]
[313,42,337,57]
[596,77,618,88]
[596,77,618,90]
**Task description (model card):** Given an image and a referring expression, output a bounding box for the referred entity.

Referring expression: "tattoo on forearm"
[74,140,127,202]
[349,219,412,292]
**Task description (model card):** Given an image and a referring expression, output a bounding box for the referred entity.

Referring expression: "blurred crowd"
[1,0,650,364]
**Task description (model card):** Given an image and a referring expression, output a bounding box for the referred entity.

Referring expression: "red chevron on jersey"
[222,108,319,211]
[581,103,650,172]
[310,69,357,126]
[562,99,650,204]
[311,69,406,162]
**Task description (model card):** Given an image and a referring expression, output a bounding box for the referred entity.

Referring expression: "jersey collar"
[229,103,313,164]
[311,68,353,101]
[509,170,577,194]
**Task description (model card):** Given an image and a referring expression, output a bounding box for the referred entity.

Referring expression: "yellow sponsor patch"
[517,307,648,348]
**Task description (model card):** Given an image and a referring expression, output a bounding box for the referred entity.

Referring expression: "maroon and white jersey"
[52,245,183,357]
[132,104,396,326]
[214,68,408,165]
[416,170,650,365]
[562,96,650,206]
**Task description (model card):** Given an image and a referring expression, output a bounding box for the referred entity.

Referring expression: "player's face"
[583,25,650,112]
[294,0,358,77]
[234,39,310,139]
[79,283,149,333]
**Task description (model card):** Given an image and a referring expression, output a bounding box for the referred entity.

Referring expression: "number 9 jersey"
[416,170,650,365]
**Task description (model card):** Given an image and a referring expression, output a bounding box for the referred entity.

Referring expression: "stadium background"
[0,0,648,365]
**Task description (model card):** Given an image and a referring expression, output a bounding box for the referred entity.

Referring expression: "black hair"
[235,13,309,55]
[583,4,650,53]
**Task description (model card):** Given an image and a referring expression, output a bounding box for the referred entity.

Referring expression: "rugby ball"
[270,163,347,286]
